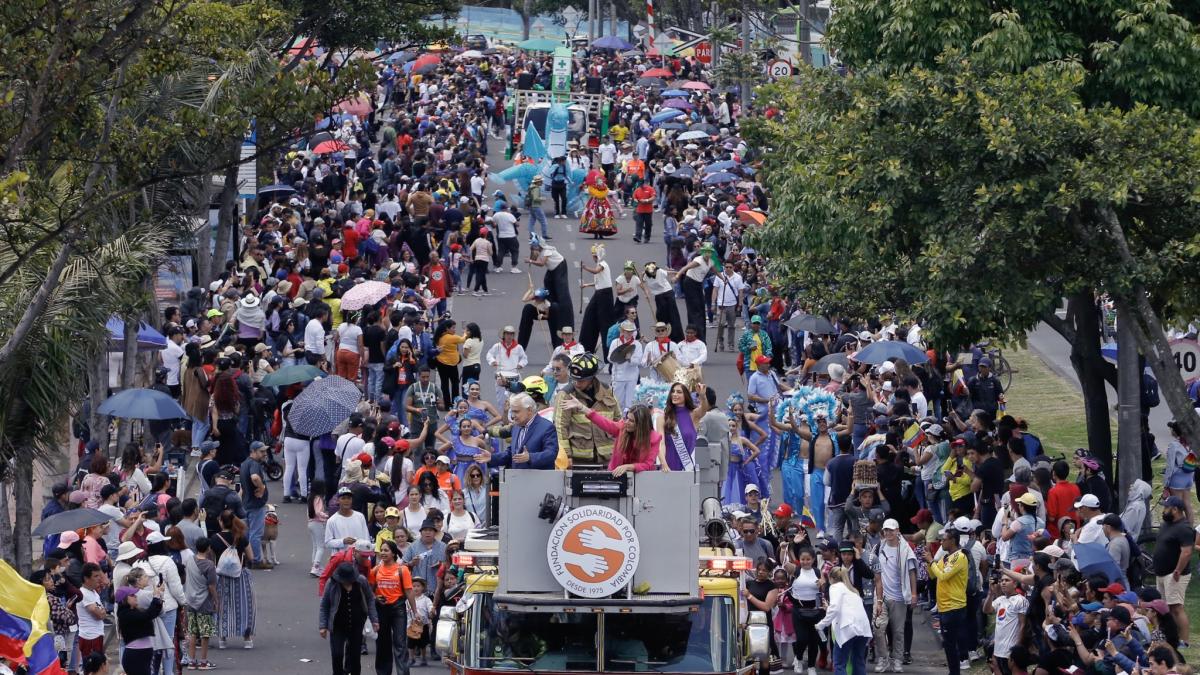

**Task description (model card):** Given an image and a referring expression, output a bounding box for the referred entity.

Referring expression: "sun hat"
[115,541,144,562]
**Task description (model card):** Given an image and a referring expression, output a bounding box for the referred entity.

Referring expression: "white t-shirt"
[404,506,427,532]
[335,433,365,464]
[712,272,744,307]
[470,175,486,197]
[878,542,916,602]
[493,211,518,239]
[305,318,327,355]
[446,510,479,542]
[643,269,672,295]
[614,274,640,303]
[684,255,713,283]
[592,261,612,290]
[162,340,185,386]
[78,587,106,639]
[910,391,929,419]
[599,143,617,165]
[336,323,363,354]
[991,594,1029,657]
[98,504,124,549]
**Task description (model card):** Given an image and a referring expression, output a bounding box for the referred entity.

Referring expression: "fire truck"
[435,449,770,674]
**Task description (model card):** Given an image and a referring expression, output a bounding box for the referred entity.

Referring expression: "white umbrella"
[339,280,394,311]
[455,50,484,61]
[676,130,710,141]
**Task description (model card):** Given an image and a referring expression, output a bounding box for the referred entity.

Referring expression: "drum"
[654,352,681,382]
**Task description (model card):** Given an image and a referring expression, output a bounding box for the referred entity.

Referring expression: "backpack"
[963,546,981,595]
[1124,532,1150,588]
[1141,372,1160,409]
[523,190,534,208]
[214,533,243,578]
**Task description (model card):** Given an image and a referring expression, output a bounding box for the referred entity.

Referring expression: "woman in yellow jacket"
[433,319,466,406]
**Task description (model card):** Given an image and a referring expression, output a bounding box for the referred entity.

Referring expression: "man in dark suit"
[479,393,558,469]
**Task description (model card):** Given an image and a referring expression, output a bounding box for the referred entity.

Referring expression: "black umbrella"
[636,77,666,88]
[33,508,115,537]
[812,352,850,374]
[690,122,720,135]
[785,313,836,334]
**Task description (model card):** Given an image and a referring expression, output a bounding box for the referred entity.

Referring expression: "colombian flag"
[903,422,926,450]
[0,559,66,675]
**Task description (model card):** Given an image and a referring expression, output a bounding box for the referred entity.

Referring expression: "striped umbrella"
[287,375,362,438]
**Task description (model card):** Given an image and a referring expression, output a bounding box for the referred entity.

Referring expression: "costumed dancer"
[442,417,487,484]
[793,390,842,533]
[771,402,807,516]
[722,415,763,505]
[579,244,615,354]
[640,261,683,342]
[579,169,618,237]
[527,235,574,333]
[726,394,765,497]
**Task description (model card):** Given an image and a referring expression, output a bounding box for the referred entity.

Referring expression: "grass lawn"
[1004,347,1200,660]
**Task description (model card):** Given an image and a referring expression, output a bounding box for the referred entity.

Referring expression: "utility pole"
[610,0,617,35]
[710,1,721,70]
[739,8,751,107]
[798,0,812,65]
[1116,308,1141,509]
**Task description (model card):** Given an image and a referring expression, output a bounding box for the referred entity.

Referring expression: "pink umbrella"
[339,281,394,311]
[642,67,673,78]
[338,95,372,117]
[664,99,694,110]
[681,80,711,90]
[312,140,350,154]
[412,54,441,71]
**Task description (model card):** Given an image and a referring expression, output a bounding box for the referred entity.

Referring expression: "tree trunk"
[88,351,111,456]
[1116,306,1142,509]
[522,0,533,39]
[1064,291,1116,481]
[0,477,12,566]
[213,142,240,282]
[193,179,214,290]
[12,459,33,576]
[1099,206,1200,452]
[116,318,138,449]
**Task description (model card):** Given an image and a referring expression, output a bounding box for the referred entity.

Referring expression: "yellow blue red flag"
[0,559,65,675]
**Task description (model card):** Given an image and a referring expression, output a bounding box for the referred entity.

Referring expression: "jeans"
[282,437,312,499]
[152,608,178,675]
[191,417,211,448]
[530,206,549,237]
[390,385,410,426]
[852,423,868,453]
[873,599,909,664]
[366,363,385,403]
[246,506,265,562]
[330,628,364,675]
[375,602,410,675]
[308,520,328,571]
[825,504,847,543]
[939,607,970,675]
[808,468,826,531]
[832,635,868,675]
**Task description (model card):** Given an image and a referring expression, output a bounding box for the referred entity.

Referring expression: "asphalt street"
[211,140,951,675]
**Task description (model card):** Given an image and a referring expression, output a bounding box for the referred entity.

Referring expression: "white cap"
[878,361,896,374]
[436,454,451,465]
[145,530,169,544]
[1074,494,1100,509]
[952,516,973,533]
[744,483,760,495]
[1042,544,1066,558]
[882,518,899,531]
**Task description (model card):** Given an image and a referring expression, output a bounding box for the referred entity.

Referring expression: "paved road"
[207,138,952,675]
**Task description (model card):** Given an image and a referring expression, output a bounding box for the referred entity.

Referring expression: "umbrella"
[853,340,930,365]
[681,80,711,90]
[414,63,438,75]
[703,171,738,185]
[105,317,166,350]
[1072,542,1127,586]
[737,181,758,190]
[621,49,644,58]
[784,314,836,334]
[412,54,441,70]
[517,38,559,52]
[261,364,326,388]
[676,130,711,141]
[659,122,688,130]
[33,508,116,537]
[636,77,666,88]
[308,130,335,146]
[592,35,634,50]
[662,89,690,97]
[812,352,851,375]
[385,51,415,64]
[339,280,394,311]
[257,184,296,197]
[454,50,483,60]
[663,99,693,110]
[642,67,673,78]
[671,165,696,178]
[287,376,363,438]
[338,95,372,117]
[738,210,767,226]
[98,388,188,420]
[691,122,720,134]
[651,109,684,123]
[704,160,741,173]
[312,140,350,154]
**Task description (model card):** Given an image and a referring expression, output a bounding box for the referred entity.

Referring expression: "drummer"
[642,322,678,384]
[607,321,644,411]
[676,324,709,368]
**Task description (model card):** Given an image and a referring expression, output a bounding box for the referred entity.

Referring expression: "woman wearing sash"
[657,382,710,472]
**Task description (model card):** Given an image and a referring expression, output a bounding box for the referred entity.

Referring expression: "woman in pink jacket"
[560,399,661,476]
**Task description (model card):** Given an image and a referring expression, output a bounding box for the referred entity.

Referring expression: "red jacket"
[317,548,371,596]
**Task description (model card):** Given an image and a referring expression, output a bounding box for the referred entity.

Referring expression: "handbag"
[796,605,824,622]
[406,620,424,640]
[151,616,173,651]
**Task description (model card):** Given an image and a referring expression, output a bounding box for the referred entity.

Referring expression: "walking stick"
[579,259,585,315]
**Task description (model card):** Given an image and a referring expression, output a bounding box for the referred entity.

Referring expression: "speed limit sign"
[1172,338,1200,384]
[767,59,793,80]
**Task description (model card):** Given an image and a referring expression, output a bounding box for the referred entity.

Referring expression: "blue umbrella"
[257,184,296,196]
[98,388,188,420]
[704,160,741,174]
[702,171,738,185]
[105,317,166,349]
[662,89,690,97]
[1072,542,1127,587]
[659,122,688,130]
[592,35,634,50]
[651,109,684,123]
[288,375,362,438]
[854,340,930,365]
[670,165,696,178]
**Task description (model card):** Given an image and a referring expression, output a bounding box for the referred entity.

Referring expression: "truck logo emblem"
[546,505,640,598]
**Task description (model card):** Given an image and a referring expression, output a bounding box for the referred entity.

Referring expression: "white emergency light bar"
[699,555,753,571]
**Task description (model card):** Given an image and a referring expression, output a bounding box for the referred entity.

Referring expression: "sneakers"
[195,662,216,671]
[876,659,890,673]
[217,639,226,650]
[808,669,816,675]
[509,267,522,273]
[180,656,193,669]
[959,660,971,671]
[471,291,480,297]
[891,662,903,673]
[902,653,912,665]
[244,640,254,649]
[309,566,321,577]
[968,650,981,661]
[793,662,804,674]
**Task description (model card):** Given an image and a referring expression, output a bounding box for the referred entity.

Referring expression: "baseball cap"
[1015,493,1038,506]
[57,531,81,548]
[925,424,944,439]
[1074,494,1100,509]
[1041,544,1065,558]
[1098,582,1125,595]
[882,518,899,530]
[436,454,451,465]
[353,539,375,552]
[1079,602,1103,612]
[952,516,973,533]
[750,315,762,324]
[744,483,760,495]
[868,510,887,524]
[978,357,993,368]
[1164,495,1186,510]
[755,355,771,365]
[773,503,793,518]
[336,486,353,497]
[909,508,933,525]
[146,530,169,544]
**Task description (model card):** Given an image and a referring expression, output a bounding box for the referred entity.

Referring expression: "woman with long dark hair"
[659,382,708,471]
[209,362,245,466]
[560,398,660,476]
[415,471,449,513]
[181,342,211,447]
[432,319,464,405]
[210,511,255,649]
